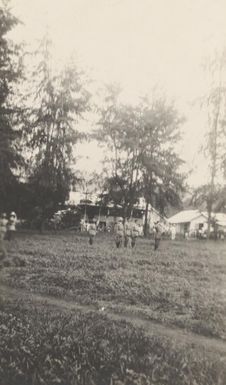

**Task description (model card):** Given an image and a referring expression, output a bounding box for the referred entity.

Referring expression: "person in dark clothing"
[131,219,139,248]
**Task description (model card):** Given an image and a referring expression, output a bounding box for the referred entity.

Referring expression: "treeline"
[94,85,185,234]
[0,4,90,220]
[1,2,226,234]
[0,3,185,226]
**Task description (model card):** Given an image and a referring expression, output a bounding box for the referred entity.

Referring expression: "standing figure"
[171,224,176,240]
[154,221,162,250]
[80,218,86,232]
[7,212,17,241]
[131,219,139,248]
[51,213,61,232]
[124,218,132,248]
[114,217,124,248]
[0,213,8,260]
[88,219,97,245]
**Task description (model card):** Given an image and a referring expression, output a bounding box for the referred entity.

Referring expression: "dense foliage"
[23,37,90,222]
[0,1,23,212]
[95,86,185,230]
[193,50,226,233]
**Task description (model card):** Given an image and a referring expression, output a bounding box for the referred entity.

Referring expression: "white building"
[168,210,208,236]
[67,191,169,234]
[213,213,226,233]
[67,191,99,205]
[169,210,226,237]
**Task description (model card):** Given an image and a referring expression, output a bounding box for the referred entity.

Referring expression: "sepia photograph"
[0,0,226,384]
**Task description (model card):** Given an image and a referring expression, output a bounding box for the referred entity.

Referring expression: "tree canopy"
[21,36,90,222]
[0,1,23,212]
[94,86,185,231]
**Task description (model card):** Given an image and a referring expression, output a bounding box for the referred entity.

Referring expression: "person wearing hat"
[0,213,8,259]
[88,219,97,245]
[7,211,17,241]
[114,217,124,248]
[154,221,162,250]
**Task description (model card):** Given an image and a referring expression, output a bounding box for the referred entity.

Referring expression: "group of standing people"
[114,217,140,249]
[0,211,164,257]
[0,212,17,259]
[86,217,140,248]
[87,217,163,250]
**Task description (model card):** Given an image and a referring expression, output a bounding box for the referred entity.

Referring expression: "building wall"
[173,215,208,235]
[175,223,185,234]
[189,215,208,233]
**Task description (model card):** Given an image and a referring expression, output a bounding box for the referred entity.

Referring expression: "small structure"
[168,210,208,237]
[213,213,226,236]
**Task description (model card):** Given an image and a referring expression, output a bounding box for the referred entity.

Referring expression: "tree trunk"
[40,219,45,234]
[207,65,222,238]
[207,207,212,239]
[143,201,149,237]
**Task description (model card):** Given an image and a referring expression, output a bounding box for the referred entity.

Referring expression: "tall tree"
[95,86,185,228]
[195,49,226,236]
[0,1,23,212]
[138,97,185,235]
[24,36,90,225]
[95,85,142,218]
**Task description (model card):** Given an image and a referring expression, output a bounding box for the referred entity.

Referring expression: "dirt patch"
[1,283,226,356]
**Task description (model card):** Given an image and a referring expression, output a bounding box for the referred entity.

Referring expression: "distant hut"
[169,210,208,237]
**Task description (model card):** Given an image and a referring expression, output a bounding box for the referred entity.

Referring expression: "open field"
[1,232,226,338]
[1,232,226,384]
[1,295,226,385]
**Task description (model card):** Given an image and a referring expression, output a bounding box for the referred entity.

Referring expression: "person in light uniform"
[88,219,97,245]
[171,224,176,240]
[7,212,17,241]
[114,217,124,248]
[0,213,8,259]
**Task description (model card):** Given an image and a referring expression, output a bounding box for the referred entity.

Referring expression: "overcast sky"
[10,0,226,187]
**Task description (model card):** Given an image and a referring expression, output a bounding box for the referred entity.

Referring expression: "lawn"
[1,232,226,338]
[0,296,225,385]
[1,232,226,385]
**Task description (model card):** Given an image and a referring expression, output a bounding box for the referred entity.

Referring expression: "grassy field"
[1,297,225,385]
[1,232,226,338]
[0,232,226,384]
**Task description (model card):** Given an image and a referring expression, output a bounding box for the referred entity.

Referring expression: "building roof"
[169,210,208,224]
[67,191,99,205]
[214,212,226,221]
[200,212,226,227]
[213,213,226,227]
[169,210,226,226]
